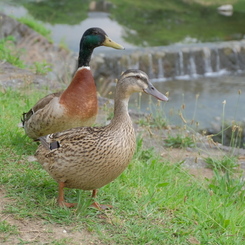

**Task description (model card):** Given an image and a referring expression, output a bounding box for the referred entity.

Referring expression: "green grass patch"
[31,61,52,75]
[1,35,52,75]
[16,16,52,42]
[0,220,18,242]
[164,134,195,148]
[205,155,239,173]
[0,36,26,69]
[1,88,245,244]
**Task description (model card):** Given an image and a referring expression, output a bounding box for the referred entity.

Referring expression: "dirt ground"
[0,188,105,245]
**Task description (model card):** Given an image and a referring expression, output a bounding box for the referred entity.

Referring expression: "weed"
[164,134,195,148]
[137,113,167,129]
[205,155,239,173]
[0,221,18,234]
[17,16,52,42]
[0,221,18,242]
[59,37,69,51]
[0,36,26,68]
[31,61,52,75]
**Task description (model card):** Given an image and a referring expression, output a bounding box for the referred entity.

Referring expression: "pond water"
[1,0,245,130]
[2,0,245,52]
[150,75,245,130]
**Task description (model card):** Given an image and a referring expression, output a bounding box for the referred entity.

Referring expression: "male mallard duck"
[35,69,168,209]
[22,27,124,139]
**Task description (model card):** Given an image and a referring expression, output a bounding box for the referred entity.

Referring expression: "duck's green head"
[80,27,124,50]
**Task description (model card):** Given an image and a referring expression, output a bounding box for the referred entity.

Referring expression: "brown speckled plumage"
[22,27,124,140]
[35,69,168,208]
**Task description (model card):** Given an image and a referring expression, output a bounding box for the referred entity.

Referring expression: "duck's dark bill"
[103,36,125,50]
[143,84,168,102]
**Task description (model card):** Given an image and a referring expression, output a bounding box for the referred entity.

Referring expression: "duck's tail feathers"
[38,135,60,150]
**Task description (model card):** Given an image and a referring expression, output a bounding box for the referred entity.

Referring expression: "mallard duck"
[35,69,168,209]
[22,27,124,139]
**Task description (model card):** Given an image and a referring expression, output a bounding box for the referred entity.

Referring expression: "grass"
[16,16,52,43]
[1,88,245,244]
[205,155,239,173]
[31,61,52,75]
[0,36,26,69]
[0,35,53,75]
[164,134,195,148]
[0,221,18,242]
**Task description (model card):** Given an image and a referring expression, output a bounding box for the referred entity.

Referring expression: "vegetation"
[1,0,245,243]
[164,134,195,148]
[109,0,245,46]
[205,155,239,173]
[12,0,89,25]
[4,0,245,47]
[17,16,52,42]
[0,36,26,69]
[31,61,52,75]
[0,35,52,75]
[1,88,245,244]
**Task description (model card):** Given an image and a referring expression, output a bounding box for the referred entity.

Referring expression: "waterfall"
[203,47,213,76]
[157,58,164,79]
[178,51,184,77]
[232,45,241,71]
[148,53,154,79]
[189,52,197,78]
[93,40,245,83]
[215,49,220,72]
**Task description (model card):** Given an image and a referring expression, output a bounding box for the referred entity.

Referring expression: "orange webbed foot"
[90,202,113,210]
[58,201,77,208]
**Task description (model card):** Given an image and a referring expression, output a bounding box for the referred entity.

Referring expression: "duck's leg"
[57,182,76,208]
[90,189,113,210]
[92,189,97,198]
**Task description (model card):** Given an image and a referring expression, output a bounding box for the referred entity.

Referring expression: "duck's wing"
[22,91,63,125]
[37,126,103,151]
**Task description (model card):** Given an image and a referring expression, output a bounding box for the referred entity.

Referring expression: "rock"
[217,5,233,12]
[217,5,233,17]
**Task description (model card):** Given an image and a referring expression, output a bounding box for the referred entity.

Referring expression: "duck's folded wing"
[22,91,63,124]
[32,91,63,113]
[38,126,102,151]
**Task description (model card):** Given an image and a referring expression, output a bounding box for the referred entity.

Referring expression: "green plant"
[164,134,195,148]
[0,221,18,234]
[58,37,69,51]
[0,221,18,242]
[0,36,26,68]
[205,155,239,173]
[31,61,52,75]
[17,16,52,42]
[137,114,167,129]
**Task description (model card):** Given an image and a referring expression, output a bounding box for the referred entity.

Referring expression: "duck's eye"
[135,75,141,79]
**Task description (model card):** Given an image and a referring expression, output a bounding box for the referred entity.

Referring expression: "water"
[2,1,245,52]
[1,3,136,52]
[101,73,245,130]
[150,75,245,130]
[1,1,245,130]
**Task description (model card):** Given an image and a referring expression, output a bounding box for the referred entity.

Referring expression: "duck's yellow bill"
[103,35,125,50]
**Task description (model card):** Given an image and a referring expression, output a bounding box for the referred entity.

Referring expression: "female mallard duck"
[35,69,168,209]
[22,27,124,140]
